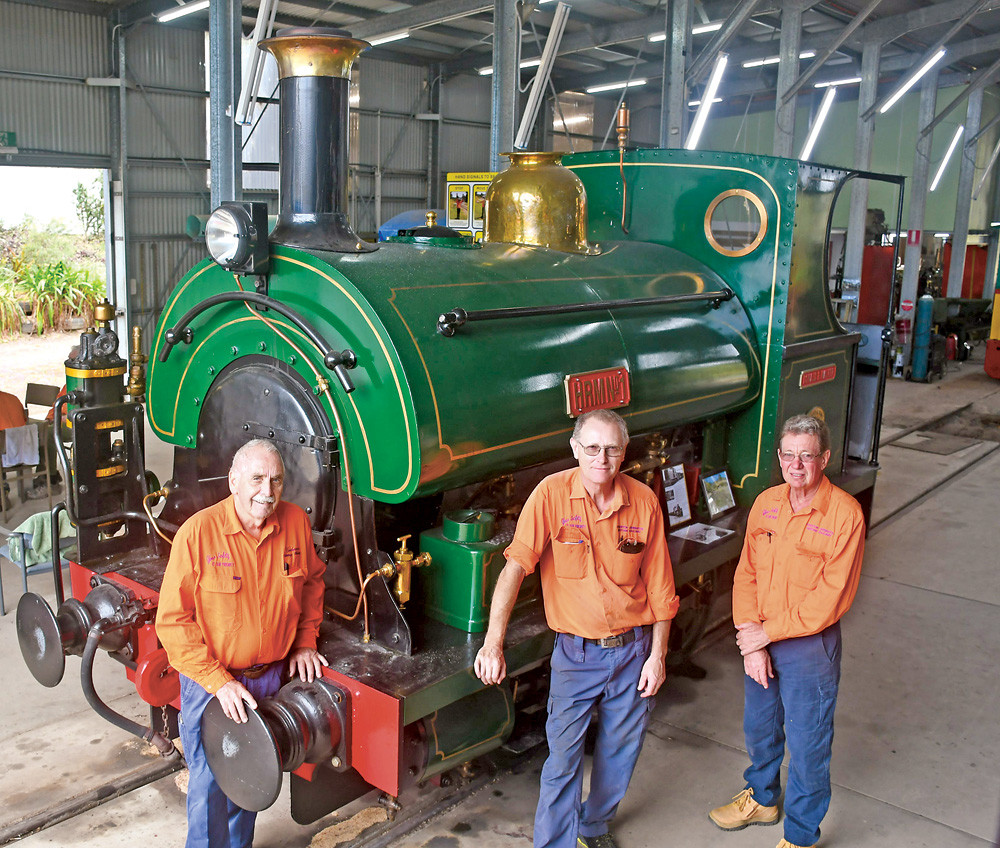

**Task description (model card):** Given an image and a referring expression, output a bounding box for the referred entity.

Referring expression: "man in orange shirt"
[156,439,327,848]
[0,390,26,430]
[475,409,678,848]
[709,415,865,848]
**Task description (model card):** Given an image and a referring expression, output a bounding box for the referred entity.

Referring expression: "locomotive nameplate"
[564,367,631,417]
[799,364,836,389]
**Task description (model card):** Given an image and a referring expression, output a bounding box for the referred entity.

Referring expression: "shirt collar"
[569,468,630,513]
[781,474,833,516]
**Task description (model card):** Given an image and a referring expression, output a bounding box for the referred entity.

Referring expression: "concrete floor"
[1,352,998,848]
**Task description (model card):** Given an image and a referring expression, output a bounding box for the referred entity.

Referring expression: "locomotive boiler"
[16,26,887,828]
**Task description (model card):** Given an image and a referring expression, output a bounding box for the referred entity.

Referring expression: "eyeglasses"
[777,449,820,464]
[580,444,625,457]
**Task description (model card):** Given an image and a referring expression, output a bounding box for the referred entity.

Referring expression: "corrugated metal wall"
[123,23,210,338]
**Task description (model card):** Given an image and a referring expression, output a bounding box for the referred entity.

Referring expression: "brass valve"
[390,534,432,607]
[616,104,630,150]
[126,326,147,401]
[425,210,438,227]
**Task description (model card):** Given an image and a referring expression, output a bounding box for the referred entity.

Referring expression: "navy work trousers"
[743,621,842,847]
[534,626,654,848]
[179,667,283,848]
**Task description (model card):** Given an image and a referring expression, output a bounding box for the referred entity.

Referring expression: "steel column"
[773,0,803,158]
[900,66,941,316]
[209,0,242,208]
[843,39,882,299]
[946,87,982,297]
[110,18,131,340]
[660,0,690,149]
[490,0,518,172]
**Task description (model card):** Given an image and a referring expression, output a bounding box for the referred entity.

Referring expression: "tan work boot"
[709,787,780,830]
[776,840,816,848]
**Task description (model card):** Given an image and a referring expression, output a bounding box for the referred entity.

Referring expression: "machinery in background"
[16,26,891,830]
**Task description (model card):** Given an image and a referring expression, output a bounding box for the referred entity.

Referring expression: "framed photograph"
[701,469,736,519]
[671,522,736,544]
[660,464,691,528]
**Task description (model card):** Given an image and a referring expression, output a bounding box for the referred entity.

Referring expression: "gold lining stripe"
[96,465,125,478]
[66,366,126,378]
[95,420,123,430]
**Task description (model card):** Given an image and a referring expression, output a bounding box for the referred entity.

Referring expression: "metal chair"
[0,523,76,615]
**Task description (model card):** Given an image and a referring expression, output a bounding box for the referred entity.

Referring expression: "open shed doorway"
[0,165,109,403]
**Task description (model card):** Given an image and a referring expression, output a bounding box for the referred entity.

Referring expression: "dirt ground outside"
[0,330,79,404]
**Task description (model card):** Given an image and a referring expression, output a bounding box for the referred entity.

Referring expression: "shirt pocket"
[787,544,827,601]
[552,525,589,580]
[199,571,243,634]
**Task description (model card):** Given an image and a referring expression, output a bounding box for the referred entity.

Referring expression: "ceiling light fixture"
[585,78,647,94]
[155,0,210,23]
[879,48,946,114]
[930,125,964,191]
[648,32,666,43]
[743,50,816,69]
[479,57,541,76]
[814,76,862,88]
[368,30,409,46]
[692,22,723,35]
[685,53,727,150]
[799,86,837,160]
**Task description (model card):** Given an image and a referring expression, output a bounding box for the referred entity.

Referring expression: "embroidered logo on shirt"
[561,514,586,530]
[207,551,234,568]
[806,522,833,537]
[762,507,779,519]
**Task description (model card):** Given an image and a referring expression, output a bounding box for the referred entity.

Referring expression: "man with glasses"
[475,409,678,848]
[709,415,866,848]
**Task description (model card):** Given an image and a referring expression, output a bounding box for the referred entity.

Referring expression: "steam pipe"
[80,618,178,758]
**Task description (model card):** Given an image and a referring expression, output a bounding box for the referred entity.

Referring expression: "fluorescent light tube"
[879,48,946,114]
[155,0,210,23]
[814,76,862,88]
[930,125,964,191]
[799,86,837,160]
[585,79,647,94]
[685,53,727,150]
[692,22,723,35]
[368,31,409,46]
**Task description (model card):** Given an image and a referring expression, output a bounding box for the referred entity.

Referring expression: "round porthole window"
[705,189,768,257]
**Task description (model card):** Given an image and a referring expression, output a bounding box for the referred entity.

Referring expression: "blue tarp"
[377,209,446,241]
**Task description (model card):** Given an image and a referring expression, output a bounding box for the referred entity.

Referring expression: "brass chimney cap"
[260,27,369,80]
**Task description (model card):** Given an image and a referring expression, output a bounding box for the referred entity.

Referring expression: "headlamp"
[205,202,270,275]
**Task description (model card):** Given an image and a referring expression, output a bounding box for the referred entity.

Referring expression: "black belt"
[231,661,276,680]
[583,629,637,649]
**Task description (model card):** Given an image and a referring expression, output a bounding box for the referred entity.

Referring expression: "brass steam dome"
[484,151,600,255]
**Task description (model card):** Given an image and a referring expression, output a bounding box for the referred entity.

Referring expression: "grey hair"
[230,439,284,475]
[779,415,831,454]
[572,409,629,447]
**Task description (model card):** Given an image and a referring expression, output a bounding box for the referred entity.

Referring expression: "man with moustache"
[157,439,328,848]
[709,415,866,848]
[475,409,678,848]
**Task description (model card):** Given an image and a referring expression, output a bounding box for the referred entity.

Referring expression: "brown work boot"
[776,840,816,848]
[709,787,780,831]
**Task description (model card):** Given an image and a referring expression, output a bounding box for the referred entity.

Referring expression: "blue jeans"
[743,622,842,847]
[534,627,654,848]
[179,668,283,848]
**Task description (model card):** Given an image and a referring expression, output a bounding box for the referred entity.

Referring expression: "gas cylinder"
[946,333,958,360]
[911,294,935,381]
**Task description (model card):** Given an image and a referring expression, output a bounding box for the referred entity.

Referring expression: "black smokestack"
[260,27,376,253]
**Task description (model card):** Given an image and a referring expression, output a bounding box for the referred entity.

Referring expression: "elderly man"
[709,415,866,848]
[156,439,328,848]
[475,409,678,848]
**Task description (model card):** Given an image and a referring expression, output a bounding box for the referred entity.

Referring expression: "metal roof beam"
[686,0,766,85]
[919,53,1000,138]
[779,0,884,105]
[351,0,492,40]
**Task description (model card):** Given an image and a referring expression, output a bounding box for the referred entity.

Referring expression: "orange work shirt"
[0,391,26,429]
[733,475,865,642]
[156,495,327,694]
[504,468,679,639]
